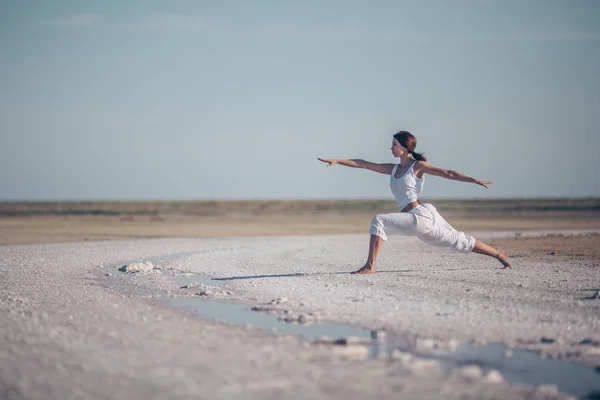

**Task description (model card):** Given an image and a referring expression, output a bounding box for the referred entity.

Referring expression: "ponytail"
[410,151,427,162]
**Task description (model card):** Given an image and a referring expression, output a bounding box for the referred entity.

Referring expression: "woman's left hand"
[317,158,338,167]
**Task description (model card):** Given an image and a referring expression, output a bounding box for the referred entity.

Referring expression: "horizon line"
[1,196,599,203]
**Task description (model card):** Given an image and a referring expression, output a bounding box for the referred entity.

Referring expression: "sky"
[1,0,599,201]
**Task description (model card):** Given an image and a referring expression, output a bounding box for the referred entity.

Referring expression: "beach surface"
[1,200,600,399]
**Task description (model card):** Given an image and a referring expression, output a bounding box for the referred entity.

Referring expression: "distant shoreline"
[1,198,599,217]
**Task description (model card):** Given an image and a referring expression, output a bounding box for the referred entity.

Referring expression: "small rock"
[535,384,559,395]
[560,351,581,359]
[390,349,413,363]
[540,337,555,344]
[251,305,276,313]
[410,358,439,374]
[334,336,369,346]
[440,339,459,351]
[483,369,504,384]
[458,365,483,379]
[270,297,289,305]
[105,273,112,277]
[579,338,599,346]
[280,313,315,324]
[315,336,333,344]
[331,345,369,360]
[416,338,436,351]
[118,261,154,273]
[180,284,199,289]
[585,347,600,355]
[503,350,514,358]
[196,290,213,296]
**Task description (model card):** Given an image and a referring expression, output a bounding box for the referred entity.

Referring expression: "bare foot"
[351,265,376,274]
[498,251,512,269]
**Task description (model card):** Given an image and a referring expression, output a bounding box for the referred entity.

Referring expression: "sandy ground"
[1,212,600,399]
[3,238,579,400]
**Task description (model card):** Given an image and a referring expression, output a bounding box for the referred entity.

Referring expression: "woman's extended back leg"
[471,240,512,269]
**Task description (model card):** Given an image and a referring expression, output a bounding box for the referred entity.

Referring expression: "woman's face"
[391,138,406,157]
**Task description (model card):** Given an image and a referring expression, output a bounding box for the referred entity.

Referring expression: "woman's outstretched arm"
[416,161,492,188]
[317,158,394,175]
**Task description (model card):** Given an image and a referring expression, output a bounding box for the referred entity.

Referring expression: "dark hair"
[393,130,427,161]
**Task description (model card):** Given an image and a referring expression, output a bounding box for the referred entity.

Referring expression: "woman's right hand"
[475,179,493,189]
[317,158,338,167]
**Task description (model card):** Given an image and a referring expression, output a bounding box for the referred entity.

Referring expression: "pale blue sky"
[1,1,599,200]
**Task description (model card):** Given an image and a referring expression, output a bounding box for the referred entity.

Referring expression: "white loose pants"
[369,203,476,253]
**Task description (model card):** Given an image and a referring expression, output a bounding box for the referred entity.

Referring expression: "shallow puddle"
[172,273,381,342]
[168,273,600,399]
[434,343,600,399]
[171,297,380,342]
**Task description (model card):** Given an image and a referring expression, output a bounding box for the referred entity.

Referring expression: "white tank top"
[390,161,424,210]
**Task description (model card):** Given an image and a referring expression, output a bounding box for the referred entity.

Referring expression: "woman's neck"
[399,154,413,165]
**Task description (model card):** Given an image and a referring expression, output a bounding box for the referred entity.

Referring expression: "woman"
[318,130,511,274]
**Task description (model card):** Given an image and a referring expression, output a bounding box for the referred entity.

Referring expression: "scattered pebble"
[315,336,333,343]
[333,336,370,346]
[279,312,316,324]
[410,358,439,375]
[483,369,504,384]
[438,339,459,351]
[180,284,199,289]
[416,338,436,351]
[535,384,559,395]
[457,365,483,380]
[250,305,276,313]
[584,347,600,355]
[390,349,413,363]
[331,345,369,360]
